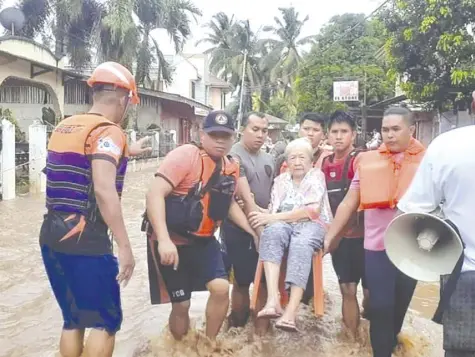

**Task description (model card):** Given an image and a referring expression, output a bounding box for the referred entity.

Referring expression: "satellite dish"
[0,7,26,35]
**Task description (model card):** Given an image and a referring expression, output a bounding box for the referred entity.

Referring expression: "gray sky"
[1,0,381,54]
[165,0,381,53]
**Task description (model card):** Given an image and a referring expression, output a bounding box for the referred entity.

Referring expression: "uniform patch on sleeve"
[97,137,121,156]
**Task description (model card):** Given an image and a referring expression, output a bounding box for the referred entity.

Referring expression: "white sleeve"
[397,149,443,214]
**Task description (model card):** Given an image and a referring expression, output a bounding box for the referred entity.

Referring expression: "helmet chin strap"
[119,96,131,126]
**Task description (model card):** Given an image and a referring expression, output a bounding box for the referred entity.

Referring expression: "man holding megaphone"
[395,125,475,357]
[324,107,426,357]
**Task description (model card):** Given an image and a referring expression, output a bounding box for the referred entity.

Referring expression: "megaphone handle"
[432,251,464,324]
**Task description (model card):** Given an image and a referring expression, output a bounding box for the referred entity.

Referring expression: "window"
[221,91,226,109]
[191,81,196,99]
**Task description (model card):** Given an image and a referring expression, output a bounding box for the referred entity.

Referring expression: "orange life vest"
[144,146,240,242]
[46,114,128,218]
[192,149,240,238]
[357,138,425,210]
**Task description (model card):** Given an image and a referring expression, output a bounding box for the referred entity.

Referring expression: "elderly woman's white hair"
[285,137,313,160]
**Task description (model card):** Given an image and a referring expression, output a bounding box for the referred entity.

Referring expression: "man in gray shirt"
[221,112,274,334]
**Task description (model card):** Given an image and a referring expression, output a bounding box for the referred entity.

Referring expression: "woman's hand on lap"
[248,211,275,229]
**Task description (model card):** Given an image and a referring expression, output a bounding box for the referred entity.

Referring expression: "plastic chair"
[250,250,324,317]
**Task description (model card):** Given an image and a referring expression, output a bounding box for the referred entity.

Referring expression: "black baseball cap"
[202,110,235,134]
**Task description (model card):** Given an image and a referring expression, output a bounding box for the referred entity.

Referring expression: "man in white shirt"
[397,125,475,357]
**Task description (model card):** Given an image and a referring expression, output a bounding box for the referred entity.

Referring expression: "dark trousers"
[442,271,475,355]
[445,351,475,357]
[365,250,417,357]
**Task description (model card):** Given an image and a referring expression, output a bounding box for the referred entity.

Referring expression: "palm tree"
[13,0,201,81]
[260,7,314,91]
[12,0,103,69]
[148,0,201,86]
[196,12,234,80]
[203,19,262,113]
[100,0,201,85]
[227,20,263,113]
[99,0,138,70]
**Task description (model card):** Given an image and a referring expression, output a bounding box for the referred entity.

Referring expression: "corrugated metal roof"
[265,114,287,125]
[61,71,212,111]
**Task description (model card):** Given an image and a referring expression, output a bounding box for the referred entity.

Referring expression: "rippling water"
[0,167,443,357]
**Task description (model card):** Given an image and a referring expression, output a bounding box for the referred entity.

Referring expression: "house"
[365,95,437,147]
[371,75,475,146]
[0,36,212,146]
[162,53,232,113]
[265,114,288,143]
[63,79,211,145]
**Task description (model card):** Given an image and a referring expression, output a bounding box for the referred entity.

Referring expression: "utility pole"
[237,50,248,131]
[361,71,368,140]
[363,71,367,106]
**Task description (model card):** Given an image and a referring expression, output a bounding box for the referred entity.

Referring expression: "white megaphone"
[384,208,463,282]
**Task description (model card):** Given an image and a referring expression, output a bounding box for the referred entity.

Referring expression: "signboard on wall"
[333,81,359,102]
[194,107,209,116]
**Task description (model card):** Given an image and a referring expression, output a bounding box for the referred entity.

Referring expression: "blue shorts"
[41,245,122,334]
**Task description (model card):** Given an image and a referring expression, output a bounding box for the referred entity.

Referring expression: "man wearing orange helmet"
[39,62,148,357]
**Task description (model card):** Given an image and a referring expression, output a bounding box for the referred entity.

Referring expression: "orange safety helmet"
[87,62,140,104]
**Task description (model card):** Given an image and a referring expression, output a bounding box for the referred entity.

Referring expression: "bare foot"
[275,318,298,332]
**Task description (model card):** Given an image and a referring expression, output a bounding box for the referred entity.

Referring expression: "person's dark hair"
[328,110,357,131]
[299,112,326,128]
[241,111,267,128]
[383,106,415,126]
[91,83,128,104]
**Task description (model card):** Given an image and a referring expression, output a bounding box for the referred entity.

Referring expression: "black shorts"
[152,238,227,304]
[331,237,367,288]
[220,220,259,287]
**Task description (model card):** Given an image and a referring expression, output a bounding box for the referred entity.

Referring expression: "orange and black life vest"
[142,145,239,240]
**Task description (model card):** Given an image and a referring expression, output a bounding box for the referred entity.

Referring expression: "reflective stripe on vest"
[45,114,128,217]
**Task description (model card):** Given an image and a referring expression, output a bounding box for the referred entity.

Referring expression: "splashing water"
[0,168,443,357]
[134,289,440,357]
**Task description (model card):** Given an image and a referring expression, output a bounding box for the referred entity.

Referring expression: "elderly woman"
[248,138,332,332]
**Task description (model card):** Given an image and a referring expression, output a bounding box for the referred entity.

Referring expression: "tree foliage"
[11,0,201,84]
[99,0,201,85]
[259,7,315,89]
[202,7,312,120]
[294,14,393,114]
[13,0,103,69]
[265,92,298,123]
[132,0,202,86]
[0,107,24,142]
[383,0,475,109]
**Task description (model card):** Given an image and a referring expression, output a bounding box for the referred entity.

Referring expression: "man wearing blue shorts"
[40,62,148,357]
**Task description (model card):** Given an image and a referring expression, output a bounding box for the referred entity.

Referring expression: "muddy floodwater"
[0,168,443,357]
